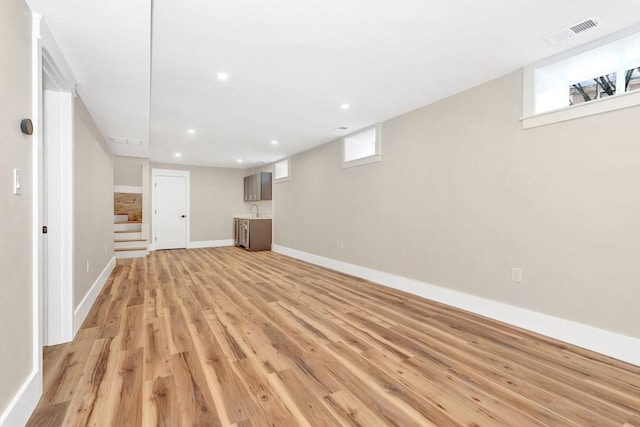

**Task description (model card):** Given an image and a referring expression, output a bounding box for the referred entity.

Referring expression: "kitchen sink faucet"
[250,203,260,217]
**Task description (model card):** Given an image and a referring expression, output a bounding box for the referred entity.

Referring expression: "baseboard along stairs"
[114,214,149,258]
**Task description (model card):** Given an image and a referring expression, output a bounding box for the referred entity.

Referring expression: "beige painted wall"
[74,96,114,308]
[151,163,247,242]
[0,0,34,413]
[275,69,640,338]
[114,155,143,186]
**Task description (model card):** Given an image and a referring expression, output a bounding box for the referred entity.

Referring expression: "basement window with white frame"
[522,29,640,129]
[274,158,289,182]
[342,124,381,168]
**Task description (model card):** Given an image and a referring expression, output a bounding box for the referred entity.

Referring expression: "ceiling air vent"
[110,136,142,146]
[570,19,599,34]
[544,16,601,46]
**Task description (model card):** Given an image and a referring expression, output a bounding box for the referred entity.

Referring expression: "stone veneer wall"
[114,192,142,221]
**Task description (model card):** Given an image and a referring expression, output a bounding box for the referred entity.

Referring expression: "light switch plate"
[13,168,22,195]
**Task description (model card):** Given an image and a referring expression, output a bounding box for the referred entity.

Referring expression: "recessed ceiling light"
[237,159,243,163]
[187,129,195,134]
[271,140,278,145]
[217,72,229,81]
[340,103,350,110]
[333,126,349,132]
[174,153,182,158]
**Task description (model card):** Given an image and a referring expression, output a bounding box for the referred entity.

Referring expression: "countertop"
[234,214,272,220]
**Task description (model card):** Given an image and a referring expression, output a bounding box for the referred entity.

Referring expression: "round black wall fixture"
[21,119,33,135]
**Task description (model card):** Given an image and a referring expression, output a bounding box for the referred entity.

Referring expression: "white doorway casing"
[39,20,76,346]
[34,20,75,351]
[37,19,77,351]
[152,168,190,250]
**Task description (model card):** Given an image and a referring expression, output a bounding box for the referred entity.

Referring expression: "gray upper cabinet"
[243,172,272,201]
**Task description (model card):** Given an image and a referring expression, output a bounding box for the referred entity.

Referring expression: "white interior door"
[43,88,74,345]
[153,170,189,249]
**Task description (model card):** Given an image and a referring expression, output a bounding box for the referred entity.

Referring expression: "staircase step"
[115,248,148,259]
[114,231,142,240]
[114,222,142,232]
[115,239,148,250]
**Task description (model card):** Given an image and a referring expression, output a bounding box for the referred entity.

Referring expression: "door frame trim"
[39,17,76,347]
[37,21,77,344]
[151,168,190,250]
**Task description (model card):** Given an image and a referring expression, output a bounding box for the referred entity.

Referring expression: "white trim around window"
[522,25,640,129]
[522,89,640,129]
[342,123,382,168]
[274,157,290,183]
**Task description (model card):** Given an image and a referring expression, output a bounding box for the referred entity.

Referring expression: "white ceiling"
[28,0,151,158]
[26,0,640,169]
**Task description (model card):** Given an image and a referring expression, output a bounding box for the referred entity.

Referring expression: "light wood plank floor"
[27,247,640,426]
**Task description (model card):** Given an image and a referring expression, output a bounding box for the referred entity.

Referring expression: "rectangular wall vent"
[544,16,601,46]
[110,136,126,144]
[110,136,142,146]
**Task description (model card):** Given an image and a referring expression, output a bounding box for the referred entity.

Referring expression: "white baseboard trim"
[113,185,142,194]
[73,256,116,336]
[0,368,40,427]
[187,239,234,249]
[272,244,640,366]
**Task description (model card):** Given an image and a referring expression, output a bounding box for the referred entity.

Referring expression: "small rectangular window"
[274,158,289,181]
[342,124,381,168]
[523,30,640,128]
[569,72,618,106]
[626,67,640,92]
